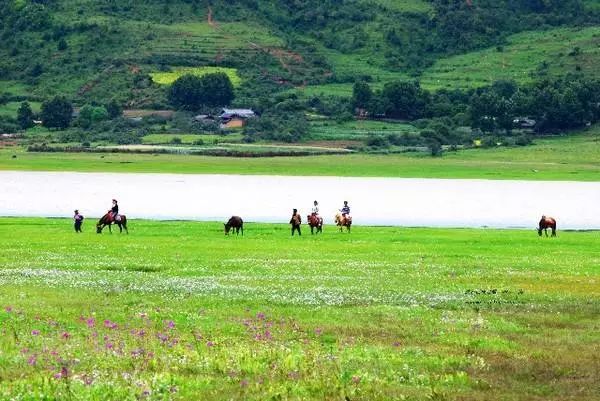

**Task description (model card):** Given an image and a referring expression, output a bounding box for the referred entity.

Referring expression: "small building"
[219,108,255,129]
[513,117,536,129]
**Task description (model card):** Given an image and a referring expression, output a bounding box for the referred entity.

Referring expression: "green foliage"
[16,101,34,129]
[379,81,427,120]
[40,96,72,129]
[352,81,372,110]
[168,73,234,110]
[244,111,309,143]
[105,99,122,119]
[77,104,109,129]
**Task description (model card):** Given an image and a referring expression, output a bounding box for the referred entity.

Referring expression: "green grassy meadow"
[149,67,242,86]
[2,130,599,180]
[0,218,598,400]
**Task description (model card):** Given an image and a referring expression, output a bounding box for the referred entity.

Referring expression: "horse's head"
[96,223,103,234]
[537,227,543,236]
[334,213,341,224]
[224,223,231,235]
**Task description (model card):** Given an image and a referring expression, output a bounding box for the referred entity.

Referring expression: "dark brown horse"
[335,213,352,233]
[96,213,128,234]
[224,216,243,236]
[307,214,323,234]
[538,215,557,237]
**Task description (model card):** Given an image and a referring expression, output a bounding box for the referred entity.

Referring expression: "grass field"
[141,133,244,145]
[149,67,242,86]
[421,27,600,90]
[0,218,598,400]
[0,101,42,118]
[310,119,418,141]
[2,129,599,180]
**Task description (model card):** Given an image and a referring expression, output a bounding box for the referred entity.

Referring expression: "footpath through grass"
[0,218,598,400]
[1,131,599,181]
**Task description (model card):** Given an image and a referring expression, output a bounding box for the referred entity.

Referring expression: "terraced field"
[421,27,600,89]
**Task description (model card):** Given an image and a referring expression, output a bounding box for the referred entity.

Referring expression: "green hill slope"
[1,0,599,107]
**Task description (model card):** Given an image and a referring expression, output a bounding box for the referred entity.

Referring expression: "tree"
[352,81,372,110]
[381,80,427,119]
[41,96,73,129]
[17,101,35,129]
[105,99,123,119]
[57,38,67,51]
[77,104,108,129]
[168,73,234,110]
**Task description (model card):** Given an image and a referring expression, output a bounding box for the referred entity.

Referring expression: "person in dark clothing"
[73,210,84,233]
[290,208,302,236]
[340,201,350,217]
[111,199,119,222]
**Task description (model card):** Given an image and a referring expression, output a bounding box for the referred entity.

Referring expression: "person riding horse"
[308,200,323,234]
[340,201,350,218]
[110,199,120,223]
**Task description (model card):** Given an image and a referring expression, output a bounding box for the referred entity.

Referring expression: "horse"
[538,215,557,237]
[307,214,323,234]
[96,213,128,234]
[224,216,243,236]
[335,213,352,233]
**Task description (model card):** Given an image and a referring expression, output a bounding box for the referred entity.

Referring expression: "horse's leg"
[108,223,112,234]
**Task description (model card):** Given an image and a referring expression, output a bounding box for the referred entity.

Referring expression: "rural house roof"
[220,108,255,119]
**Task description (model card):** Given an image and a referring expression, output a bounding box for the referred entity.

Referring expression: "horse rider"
[311,200,320,219]
[73,209,84,233]
[340,201,351,218]
[290,208,302,236]
[110,199,120,222]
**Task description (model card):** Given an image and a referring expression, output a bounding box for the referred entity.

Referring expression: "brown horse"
[224,216,243,236]
[96,213,128,234]
[335,213,352,233]
[538,215,557,237]
[307,214,323,234]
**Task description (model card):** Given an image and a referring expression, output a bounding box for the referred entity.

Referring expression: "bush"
[366,135,389,148]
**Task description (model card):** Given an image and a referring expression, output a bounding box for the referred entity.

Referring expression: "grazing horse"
[538,215,557,237]
[307,214,323,234]
[96,213,128,234]
[335,213,352,233]
[224,216,243,236]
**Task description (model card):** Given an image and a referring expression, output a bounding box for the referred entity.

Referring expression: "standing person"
[73,209,84,233]
[290,208,302,236]
[340,201,350,217]
[110,199,119,222]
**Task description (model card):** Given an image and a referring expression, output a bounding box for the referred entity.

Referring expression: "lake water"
[1,171,599,229]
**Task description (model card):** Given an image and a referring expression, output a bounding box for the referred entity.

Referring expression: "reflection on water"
[1,171,599,229]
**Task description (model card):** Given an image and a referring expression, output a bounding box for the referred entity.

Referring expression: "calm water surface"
[1,171,599,229]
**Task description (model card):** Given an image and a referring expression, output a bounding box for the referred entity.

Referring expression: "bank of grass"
[0,218,598,400]
[2,129,599,180]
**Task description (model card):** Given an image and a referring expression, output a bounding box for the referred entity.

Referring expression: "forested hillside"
[1,0,600,150]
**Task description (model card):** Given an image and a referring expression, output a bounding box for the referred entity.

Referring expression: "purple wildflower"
[166,320,175,329]
[31,330,40,336]
[86,318,95,328]
[206,341,214,347]
[4,306,12,313]
[27,355,37,366]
